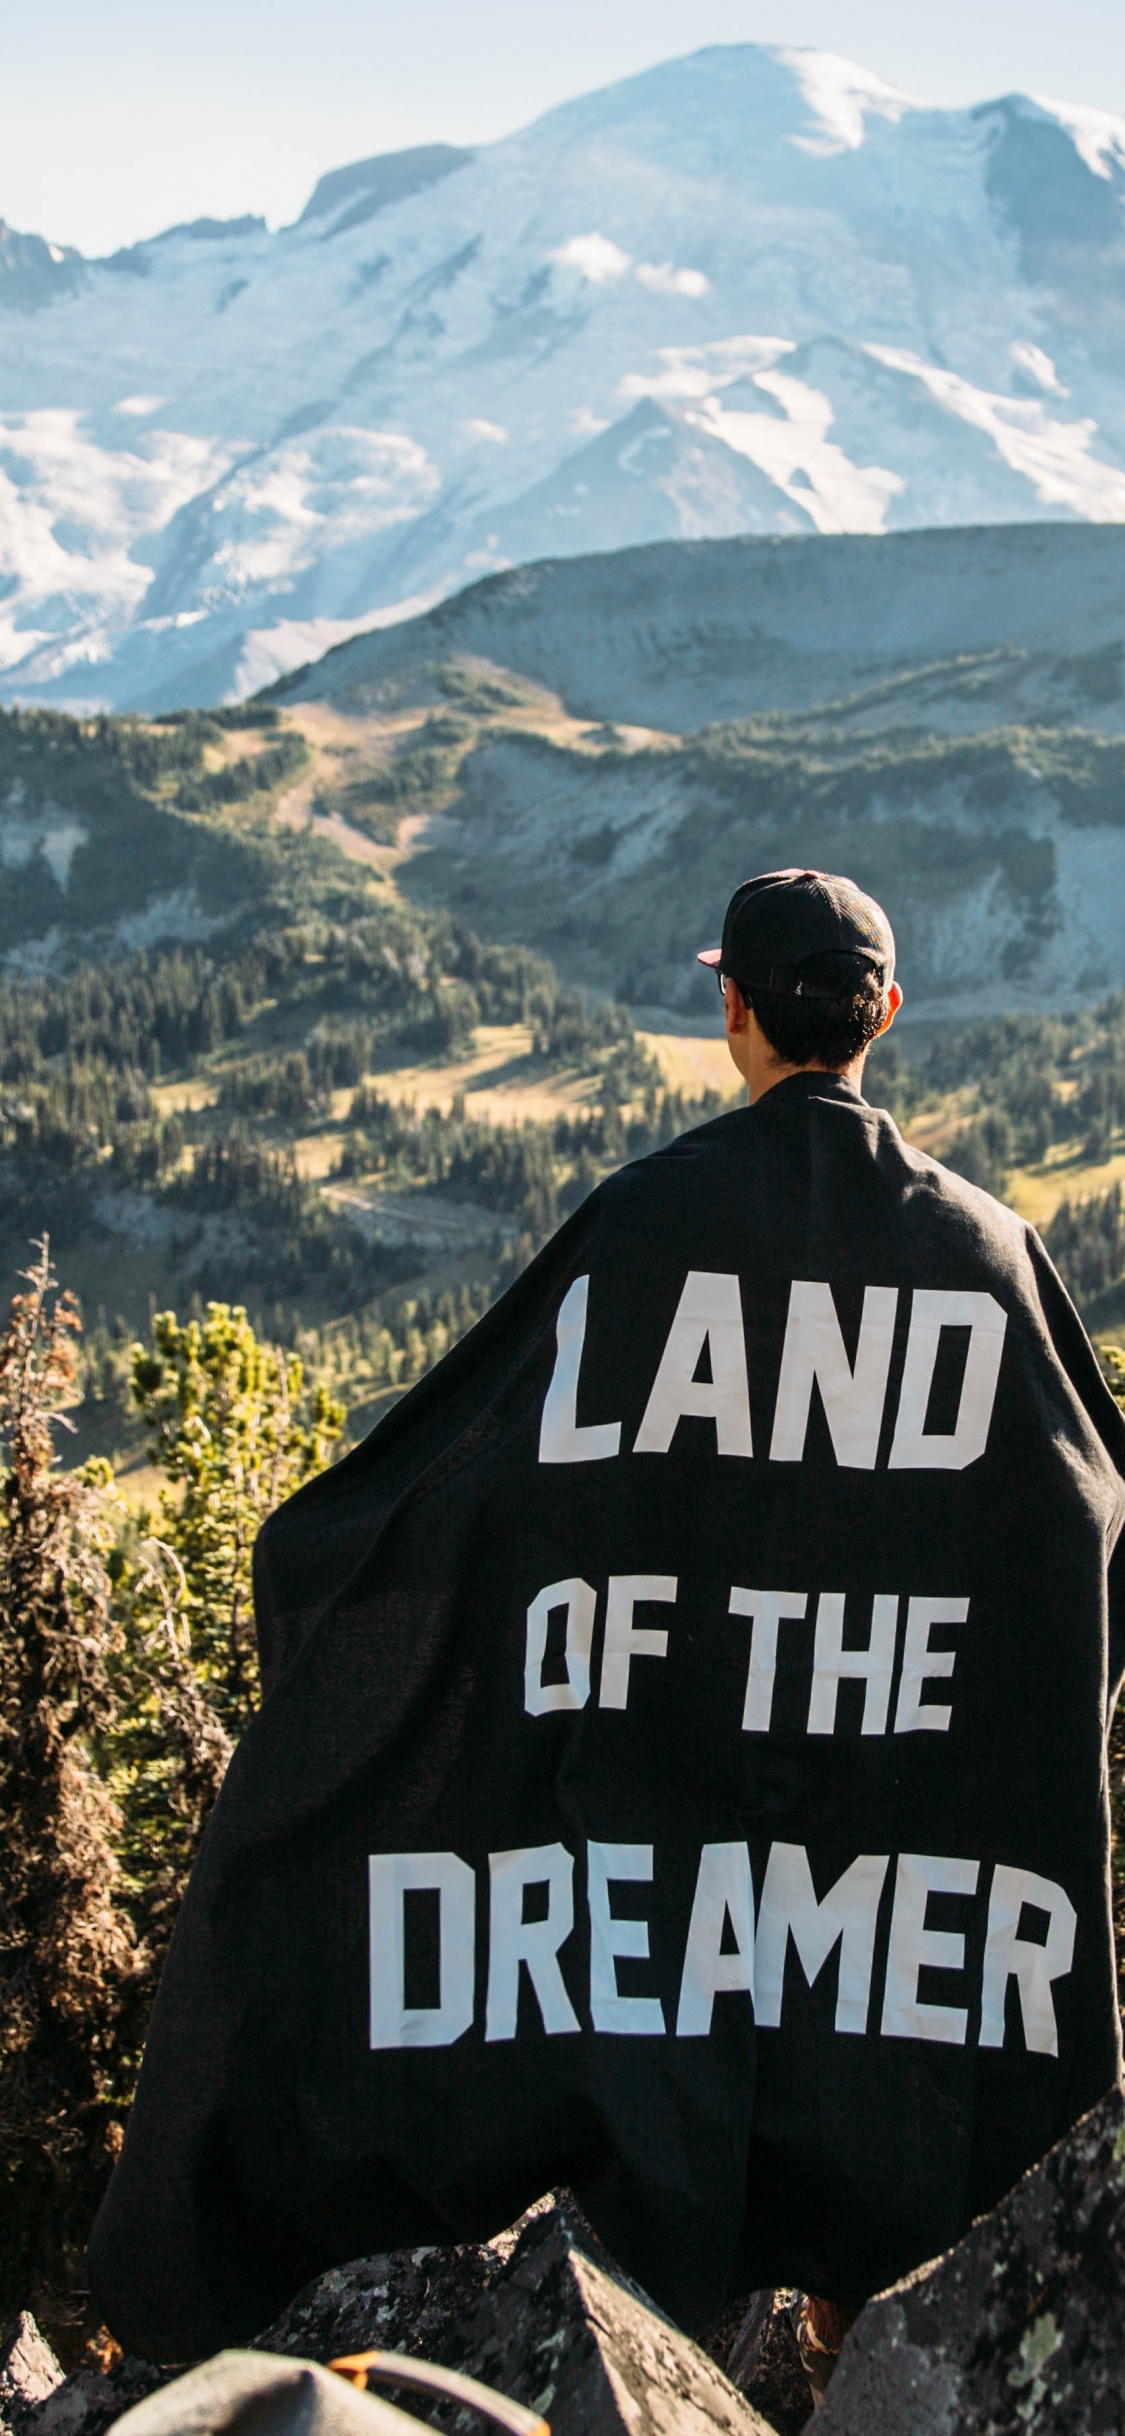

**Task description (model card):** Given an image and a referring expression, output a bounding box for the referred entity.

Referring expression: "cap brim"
[696,946,722,968]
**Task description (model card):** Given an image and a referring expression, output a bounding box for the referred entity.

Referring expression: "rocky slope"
[377,713,1125,1024]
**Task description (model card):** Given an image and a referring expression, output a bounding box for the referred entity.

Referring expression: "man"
[698,869,905,2393]
[92,871,1125,2366]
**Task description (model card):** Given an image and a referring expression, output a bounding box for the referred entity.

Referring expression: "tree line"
[0,896,686,1325]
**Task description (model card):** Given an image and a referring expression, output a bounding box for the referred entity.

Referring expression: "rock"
[28,2201,774,2436]
[818,2081,1125,2436]
[34,2361,167,2436]
[253,2228,507,2366]
[0,2317,64,2436]
[24,2225,519,2436]
[388,2204,775,2436]
[261,2203,776,2436]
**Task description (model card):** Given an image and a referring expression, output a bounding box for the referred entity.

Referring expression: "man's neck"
[746,1055,864,1108]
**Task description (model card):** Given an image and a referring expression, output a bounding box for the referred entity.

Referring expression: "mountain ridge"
[271,521,1125,733]
[5,43,1125,709]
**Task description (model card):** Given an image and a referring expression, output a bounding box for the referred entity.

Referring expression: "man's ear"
[875,981,903,1039]
[724,979,751,1036]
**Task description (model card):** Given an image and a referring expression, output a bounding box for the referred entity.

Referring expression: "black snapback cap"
[697,868,895,998]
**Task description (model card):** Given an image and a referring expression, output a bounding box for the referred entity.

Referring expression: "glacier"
[4,43,1125,709]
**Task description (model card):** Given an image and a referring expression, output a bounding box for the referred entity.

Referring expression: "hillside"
[277,522,1125,733]
[391,718,1125,1021]
[8,681,1125,1488]
[6,46,1125,708]
[9,518,1125,1036]
[261,529,1125,1023]
[0,697,732,1460]
[0,704,309,968]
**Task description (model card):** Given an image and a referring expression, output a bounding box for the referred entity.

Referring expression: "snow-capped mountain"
[6,44,1125,710]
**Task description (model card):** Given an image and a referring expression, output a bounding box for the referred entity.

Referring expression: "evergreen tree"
[0,1244,137,2331]
[129,1303,343,1730]
[111,1307,344,1968]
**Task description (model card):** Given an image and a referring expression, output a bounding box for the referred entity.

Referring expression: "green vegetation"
[176,730,309,815]
[127,1304,344,1732]
[0,1249,138,2341]
[690,718,1125,834]
[0,701,324,969]
[0,694,725,1377]
[0,1252,348,2336]
[0,909,708,1342]
[110,1303,344,1985]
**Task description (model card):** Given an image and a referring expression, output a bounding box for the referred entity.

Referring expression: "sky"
[5,0,1125,257]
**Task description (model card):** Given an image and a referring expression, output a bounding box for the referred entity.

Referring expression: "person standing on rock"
[91,870,1125,2379]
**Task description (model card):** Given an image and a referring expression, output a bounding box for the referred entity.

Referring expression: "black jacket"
[91,1075,1125,2358]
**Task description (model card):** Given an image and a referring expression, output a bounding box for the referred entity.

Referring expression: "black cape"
[91,1075,1125,2358]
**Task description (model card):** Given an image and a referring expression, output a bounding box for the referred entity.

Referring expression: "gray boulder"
[33,2359,166,2436]
[254,2215,515,2365]
[262,2203,776,2436]
[818,2080,1125,2436]
[26,2219,529,2436]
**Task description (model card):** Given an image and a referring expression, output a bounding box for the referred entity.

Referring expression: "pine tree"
[129,1303,344,1732]
[112,1305,343,1967]
[0,1243,137,2331]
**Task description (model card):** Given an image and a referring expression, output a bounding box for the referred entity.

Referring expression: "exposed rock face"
[817,2081,1125,2436]
[0,2317,64,2436]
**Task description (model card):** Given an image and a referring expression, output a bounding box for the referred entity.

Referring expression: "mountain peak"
[0,217,85,309]
[4,42,1125,709]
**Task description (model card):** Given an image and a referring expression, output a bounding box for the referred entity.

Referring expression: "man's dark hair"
[740,950,889,1070]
